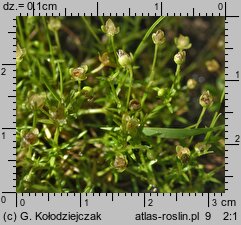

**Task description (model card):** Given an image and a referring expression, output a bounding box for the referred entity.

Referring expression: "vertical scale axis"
[13,17,16,190]
[224,1,229,192]
[3,17,18,191]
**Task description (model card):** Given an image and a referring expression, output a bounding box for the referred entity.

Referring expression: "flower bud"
[28,93,46,110]
[174,34,192,50]
[205,59,220,72]
[23,128,39,146]
[176,145,190,163]
[146,150,157,160]
[157,88,167,97]
[199,90,213,108]
[174,51,186,65]
[129,99,141,112]
[16,44,25,65]
[117,49,132,68]
[187,79,197,90]
[101,18,119,37]
[152,30,165,45]
[48,17,61,32]
[113,155,128,172]
[126,117,140,137]
[69,65,88,81]
[81,86,93,99]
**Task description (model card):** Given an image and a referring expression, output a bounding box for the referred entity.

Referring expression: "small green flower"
[101,18,119,37]
[174,34,192,50]
[48,17,61,32]
[176,145,191,163]
[152,30,165,45]
[69,65,88,81]
[199,90,213,108]
[174,51,186,65]
[117,49,132,68]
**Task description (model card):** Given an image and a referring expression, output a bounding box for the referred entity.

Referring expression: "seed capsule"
[23,128,39,146]
[199,90,213,108]
[126,118,140,137]
[176,145,191,163]
[28,93,46,110]
[101,18,119,37]
[99,52,112,67]
[174,51,186,65]
[129,99,141,112]
[113,155,128,172]
[174,34,192,50]
[152,30,165,45]
[50,105,66,125]
[117,49,132,68]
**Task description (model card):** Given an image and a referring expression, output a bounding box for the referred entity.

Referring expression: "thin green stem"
[17,18,31,63]
[141,44,159,105]
[134,16,165,60]
[81,17,101,44]
[33,110,37,128]
[149,44,159,86]
[54,31,61,51]
[110,36,118,63]
[42,17,55,78]
[125,168,148,182]
[54,126,60,146]
[188,107,207,146]
[139,150,157,186]
[126,67,134,109]
[205,88,225,141]
[40,108,52,118]
[90,64,104,74]
[109,81,122,109]
[78,80,81,93]
[175,64,181,89]
[166,64,181,104]
[76,108,107,116]
[57,63,63,100]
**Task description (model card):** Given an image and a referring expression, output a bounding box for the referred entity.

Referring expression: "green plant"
[16,16,225,193]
